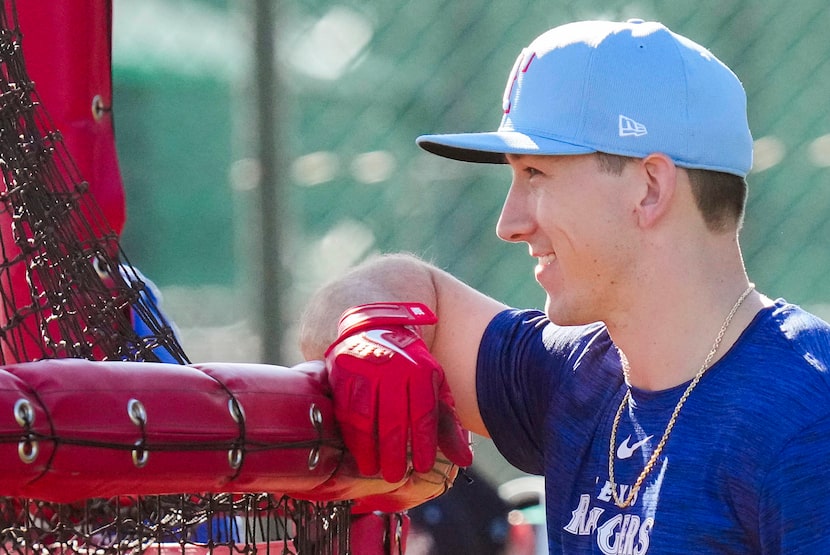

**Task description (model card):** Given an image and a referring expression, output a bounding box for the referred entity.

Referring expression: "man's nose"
[496,181,533,243]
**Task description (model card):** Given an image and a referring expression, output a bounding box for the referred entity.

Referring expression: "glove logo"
[363,329,417,364]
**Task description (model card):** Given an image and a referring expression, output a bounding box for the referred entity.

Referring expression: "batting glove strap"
[330,302,437,348]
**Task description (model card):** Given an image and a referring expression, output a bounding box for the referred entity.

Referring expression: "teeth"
[538,254,556,265]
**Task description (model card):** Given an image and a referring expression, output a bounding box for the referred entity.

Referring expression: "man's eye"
[526,167,542,177]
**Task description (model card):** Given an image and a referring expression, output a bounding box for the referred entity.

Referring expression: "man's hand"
[325,302,473,482]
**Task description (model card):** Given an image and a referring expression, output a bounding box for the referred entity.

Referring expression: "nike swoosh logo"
[363,329,417,364]
[617,434,654,460]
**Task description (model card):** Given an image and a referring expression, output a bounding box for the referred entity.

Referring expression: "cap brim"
[416,131,595,164]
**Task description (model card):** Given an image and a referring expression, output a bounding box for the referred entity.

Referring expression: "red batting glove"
[325,302,473,483]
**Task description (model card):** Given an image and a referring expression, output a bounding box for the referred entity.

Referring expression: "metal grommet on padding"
[132,440,149,468]
[18,437,38,464]
[228,398,245,424]
[307,447,320,470]
[309,404,322,429]
[14,399,34,427]
[92,255,111,279]
[128,399,146,427]
[91,94,108,120]
[228,448,243,470]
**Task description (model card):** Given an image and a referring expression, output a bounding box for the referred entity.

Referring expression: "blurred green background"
[111,0,830,482]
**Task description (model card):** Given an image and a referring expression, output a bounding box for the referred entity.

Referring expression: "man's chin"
[543,296,569,325]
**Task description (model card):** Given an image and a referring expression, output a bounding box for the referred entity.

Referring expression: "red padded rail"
[0,358,459,512]
[0,359,338,502]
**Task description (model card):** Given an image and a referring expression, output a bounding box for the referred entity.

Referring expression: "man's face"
[498,153,640,325]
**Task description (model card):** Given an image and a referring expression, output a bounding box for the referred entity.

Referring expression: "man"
[300,19,830,553]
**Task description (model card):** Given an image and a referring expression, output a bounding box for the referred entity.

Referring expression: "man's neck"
[607,282,769,391]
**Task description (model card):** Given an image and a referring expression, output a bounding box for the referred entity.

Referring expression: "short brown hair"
[594,152,747,232]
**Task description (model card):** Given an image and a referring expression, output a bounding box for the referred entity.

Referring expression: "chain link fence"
[111,1,830,376]
[279,0,830,351]
[99,0,830,498]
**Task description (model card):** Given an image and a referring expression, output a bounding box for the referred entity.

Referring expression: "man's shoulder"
[487,308,616,371]
[490,308,611,346]
[725,300,830,424]
[751,300,830,373]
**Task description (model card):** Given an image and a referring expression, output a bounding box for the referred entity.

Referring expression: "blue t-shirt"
[477,300,830,554]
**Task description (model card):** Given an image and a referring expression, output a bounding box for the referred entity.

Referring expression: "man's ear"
[636,153,677,228]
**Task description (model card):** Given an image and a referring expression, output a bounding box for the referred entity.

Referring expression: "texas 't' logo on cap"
[502,49,537,114]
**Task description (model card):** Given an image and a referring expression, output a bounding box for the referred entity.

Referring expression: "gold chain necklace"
[608,284,755,509]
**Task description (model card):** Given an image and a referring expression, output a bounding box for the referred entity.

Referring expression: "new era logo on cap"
[618,115,647,137]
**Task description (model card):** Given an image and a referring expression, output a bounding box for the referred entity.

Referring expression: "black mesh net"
[0,494,351,554]
[0,3,351,553]
[0,2,187,366]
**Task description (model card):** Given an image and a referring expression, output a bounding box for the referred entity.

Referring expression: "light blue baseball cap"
[416,19,753,177]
